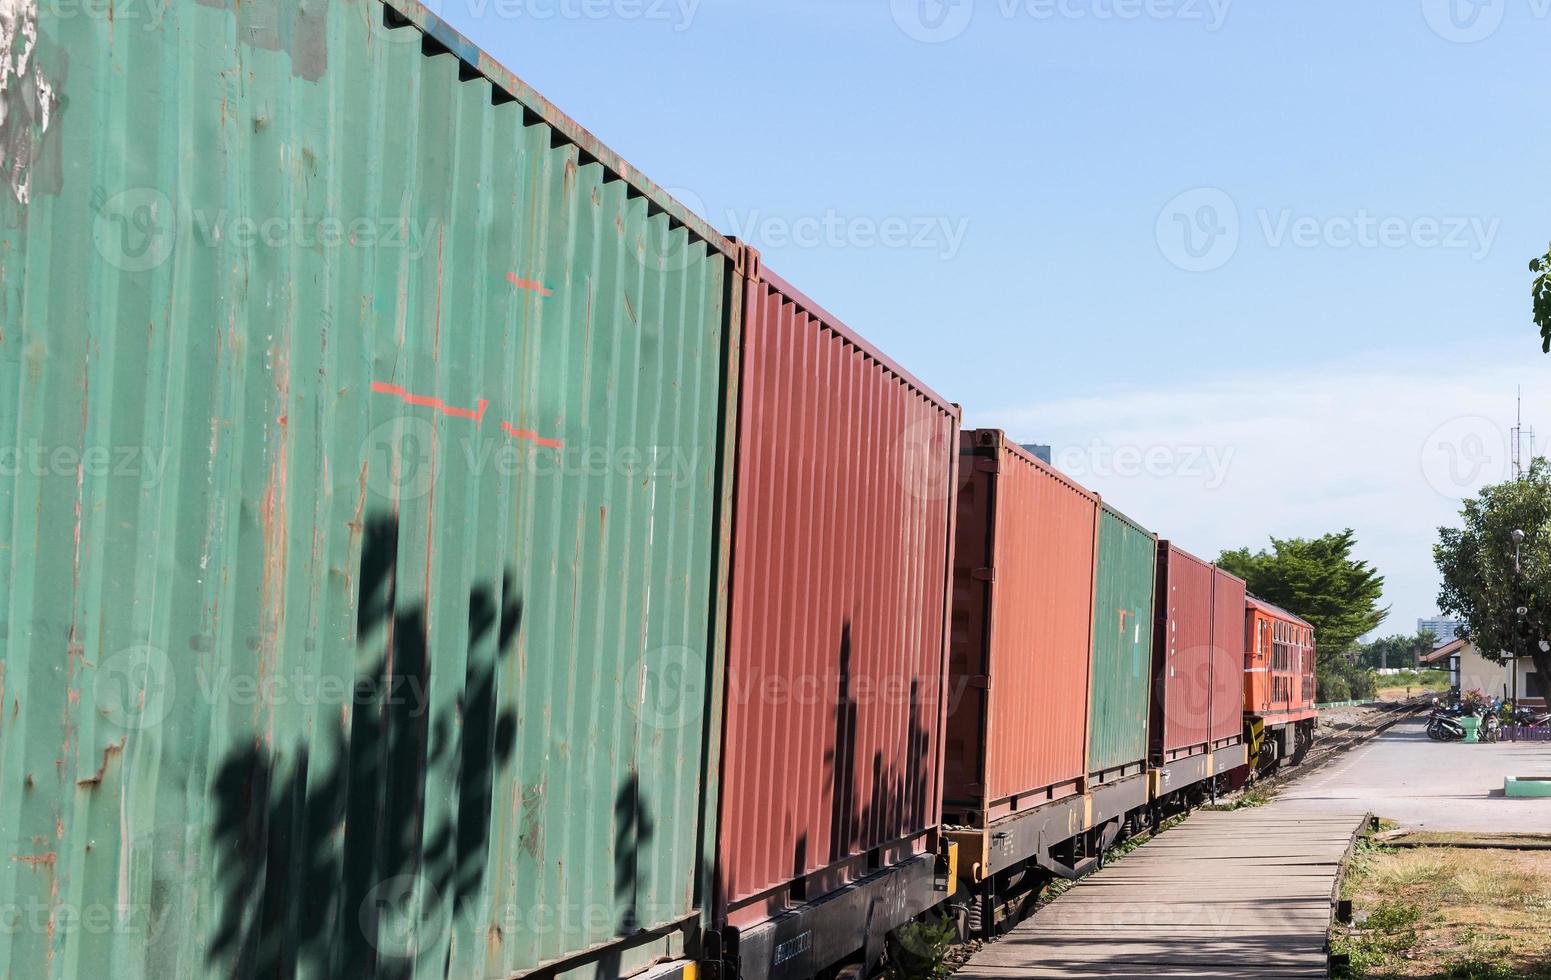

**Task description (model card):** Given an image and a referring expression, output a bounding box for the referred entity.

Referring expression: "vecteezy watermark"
[0,441,170,489]
[93,188,176,274]
[361,875,444,961]
[1156,187,1502,271]
[93,645,177,731]
[448,0,701,31]
[1054,441,1237,490]
[1419,0,1551,42]
[893,416,962,503]
[43,0,167,29]
[187,210,438,259]
[362,419,705,503]
[91,187,439,272]
[1420,415,1511,500]
[890,0,1232,43]
[194,667,432,717]
[657,185,970,263]
[630,646,707,730]
[0,899,174,940]
[1256,209,1501,260]
[1156,187,1240,273]
[723,208,970,262]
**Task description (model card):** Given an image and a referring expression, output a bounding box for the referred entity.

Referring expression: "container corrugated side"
[945,431,1098,822]
[1210,568,1248,745]
[0,2,740,977]
[1088,505,1157,780]
[717,257,958,927]
[1151,543,1215,760]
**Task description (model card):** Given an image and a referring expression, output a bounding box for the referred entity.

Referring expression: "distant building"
[1020,443,1052,464]
[1417,617,1463,647]
[1422,639,1545,705]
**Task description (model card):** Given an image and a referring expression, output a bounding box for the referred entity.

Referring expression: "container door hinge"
[972,567,995,583]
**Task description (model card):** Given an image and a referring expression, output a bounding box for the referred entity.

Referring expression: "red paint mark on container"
[507,274,554,298]
[501,421,564,450]
[371,381,490,425]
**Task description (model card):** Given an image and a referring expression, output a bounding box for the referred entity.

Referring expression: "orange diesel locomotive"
[1244,596,1318,775]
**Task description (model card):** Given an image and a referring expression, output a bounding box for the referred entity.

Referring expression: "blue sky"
[426,0,1551,637]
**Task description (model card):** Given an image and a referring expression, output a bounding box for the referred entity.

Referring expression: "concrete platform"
[1277,718,1551,831]
[955,806,1366,979]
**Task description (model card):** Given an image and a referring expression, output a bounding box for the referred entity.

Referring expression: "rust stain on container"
[717,254,959,929]
[944,431,1098,825]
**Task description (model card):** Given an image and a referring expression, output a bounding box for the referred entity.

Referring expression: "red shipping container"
[1152,543,1216,760]
[943,431,1100,824]
[717,254,960,928]
[1210,567,1248,745]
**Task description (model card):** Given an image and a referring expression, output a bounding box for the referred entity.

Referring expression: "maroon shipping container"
[717,252,960,933]
[1152,543,1216,760]
[944,431,1100,825]
[1210,567,1249,745]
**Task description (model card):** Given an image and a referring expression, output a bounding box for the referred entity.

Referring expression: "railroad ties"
[957,804,1368,978]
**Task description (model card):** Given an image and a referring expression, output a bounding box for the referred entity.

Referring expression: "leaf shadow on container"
[207,514,522,978]
[589,774,657,980]
[746,620,935,925]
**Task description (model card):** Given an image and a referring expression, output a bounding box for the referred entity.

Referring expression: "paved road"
[956,807,1365,978]
[1277,717,1551,832]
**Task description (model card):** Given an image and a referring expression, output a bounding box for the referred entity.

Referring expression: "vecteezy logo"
[638,186,711,275]
[1421,0,1508,42]
[632,646,707,730]
[1156,187,1240,273]
[93,188,177,273]
[361,874,443,960]
[894,416,960,503]
[891,0,975,42]
[94,645,176,730]
[1421,416,1511,499]
[363,416,440,502]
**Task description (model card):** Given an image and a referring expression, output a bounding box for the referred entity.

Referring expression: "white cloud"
[974,345,1550,637]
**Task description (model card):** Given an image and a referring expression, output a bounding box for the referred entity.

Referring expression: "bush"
[1317,661,1379,703]
[883,916,957,980]
[1349,668,1379,700]
[1320,673,1353,703]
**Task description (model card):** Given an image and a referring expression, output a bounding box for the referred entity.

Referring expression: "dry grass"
[1334,842,1551,978]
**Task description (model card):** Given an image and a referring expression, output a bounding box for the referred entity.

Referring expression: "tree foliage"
[1534,243,1551,352]
[1435,459,1551,687]
[1217,529,1389,662]
[1354,630,1439,671]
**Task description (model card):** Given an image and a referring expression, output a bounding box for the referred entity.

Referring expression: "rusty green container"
[0,1,740,978]
[1087,504,1157,782]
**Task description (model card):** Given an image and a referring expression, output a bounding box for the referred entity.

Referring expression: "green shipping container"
[1087,505,1157,781]
[0,1,740,978]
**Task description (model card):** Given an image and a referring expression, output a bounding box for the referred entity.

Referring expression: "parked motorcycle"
[1508,702,1551,728]
[1427,700,1466,742]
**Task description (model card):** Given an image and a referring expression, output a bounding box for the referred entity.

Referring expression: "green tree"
[1435,459,1551,686]
[1354,630,1439,671]
[1217,530,1389,663]
[1534,244,1551,352]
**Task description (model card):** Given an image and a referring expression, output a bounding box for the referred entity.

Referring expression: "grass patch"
[1202,784,1277,811]
[1333,832,1551,978]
